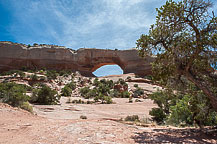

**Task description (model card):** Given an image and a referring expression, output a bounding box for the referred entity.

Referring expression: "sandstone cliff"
[0,41,154,77]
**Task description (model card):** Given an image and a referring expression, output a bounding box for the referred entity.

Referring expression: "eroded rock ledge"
[0,41,154,77]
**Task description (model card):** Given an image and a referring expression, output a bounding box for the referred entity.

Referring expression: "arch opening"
[92,64,123,77]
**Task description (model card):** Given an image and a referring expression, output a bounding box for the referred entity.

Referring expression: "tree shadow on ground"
[132,128,217,144]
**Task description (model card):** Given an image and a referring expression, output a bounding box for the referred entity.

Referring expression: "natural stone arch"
[91,62,124,72]
[0,41,155,77]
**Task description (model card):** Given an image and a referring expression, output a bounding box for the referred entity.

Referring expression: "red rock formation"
[0,41,155,77]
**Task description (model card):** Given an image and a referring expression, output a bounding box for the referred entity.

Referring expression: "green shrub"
[33,85,60,105]
[66,82,76,90]
[149,89,176,113]
[79,79,114,104]
[149,108,166,124]
[80,87,91,97]
[85,89,97,99]
[143,75,153,80]
[97,83,110,95]
[31,74,38,81]
[94,95,99,102]
[18,71,25,78]
[134,84,138,88]
[46,70,58,80]
[38,70,44,74]
[20,102,33,113]
[0,70,25,77]
[100,79,106,84]
[58,70,73,77]
[0,83,29,107]
[61,86,72,97]
[120,91,130,98]
[125,115,140,122]
[94,94,113,104]
[93,78,100,86]
[109,89,130,98]
[0,83,34,113]
[167,95,193,126]
[167,93,217,127]
[71,99,85,104]
[117,78,126,85]
[22,85,33,91]
[148,89,178,124]
[205,111,217,126]
[133,88,144,98]
[102,95,112,104]
[149,88,217,127]
[127,76,131,80]
[30,88,39,103]
[59,70,68,76]
[61,82,76,96]
[109,89,120,97]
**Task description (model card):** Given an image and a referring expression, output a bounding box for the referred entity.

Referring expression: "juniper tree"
[137,0,217,111]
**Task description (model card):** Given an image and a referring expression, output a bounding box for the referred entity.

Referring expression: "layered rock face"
[0,41,154,77]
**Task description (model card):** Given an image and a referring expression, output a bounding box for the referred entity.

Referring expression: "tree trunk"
[185,72,217,112]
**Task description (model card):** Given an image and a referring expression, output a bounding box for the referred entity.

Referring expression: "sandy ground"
[33,97,155,120]
[1,98,216,144]
[0,74,216,143]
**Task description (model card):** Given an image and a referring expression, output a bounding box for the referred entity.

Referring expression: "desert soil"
[1,98,216,144]
[0,74,216,144]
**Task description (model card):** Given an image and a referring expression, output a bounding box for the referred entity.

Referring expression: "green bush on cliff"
[46,70,58,80]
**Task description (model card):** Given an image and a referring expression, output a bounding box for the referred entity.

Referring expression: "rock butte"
[0,41,155,77]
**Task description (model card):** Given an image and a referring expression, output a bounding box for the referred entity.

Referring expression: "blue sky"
[0,0,216,76]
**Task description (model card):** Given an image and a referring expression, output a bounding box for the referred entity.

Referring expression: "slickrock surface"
[1,101,216,144]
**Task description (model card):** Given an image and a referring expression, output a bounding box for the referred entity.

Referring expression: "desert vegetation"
[0,0,217,143]
[61,82,76,97]
[0,69,141,109]
[0,69,75,111]
[79,78,131,104]
[137,0,217,129]
[0,82,32,112]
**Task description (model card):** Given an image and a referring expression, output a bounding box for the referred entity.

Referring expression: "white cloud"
[53,0,165,48]
[7,0,166,49]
